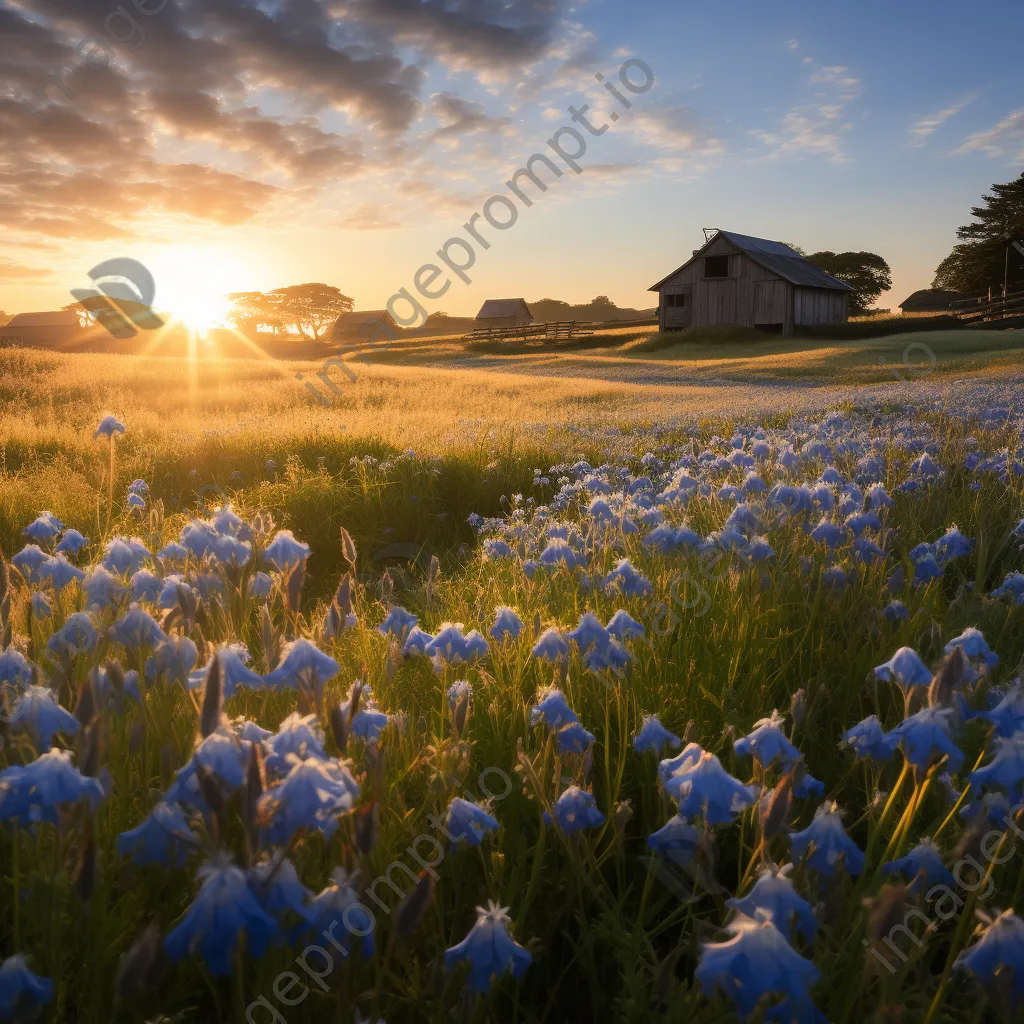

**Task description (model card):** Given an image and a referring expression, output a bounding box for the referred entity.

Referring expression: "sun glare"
[147,246,245,334]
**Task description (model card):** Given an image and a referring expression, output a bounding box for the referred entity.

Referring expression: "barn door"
[753,280,786,330]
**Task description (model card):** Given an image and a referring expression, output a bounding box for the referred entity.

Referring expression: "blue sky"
[2,0,1022,320]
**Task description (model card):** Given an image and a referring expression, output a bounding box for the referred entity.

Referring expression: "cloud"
[626,102,724,159]
[908,95,976,146]
[0,261,53,281]
[953,109,1024,160]
[337,204,402,230]
[786,39,799,51]
[427,93,513,139]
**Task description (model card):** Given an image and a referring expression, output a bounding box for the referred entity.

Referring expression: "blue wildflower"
[248,857,315,941]
[489,606,523,641]
[882,599,909,622]
[446,680,472,711]
[82,567,127,610]
[102,537,150,576]
[116,802,199,867]
[810,518,847,549]
[695,911,821,1021]
[992,572,1024,605]
[307,868,376,958]
[483,538,513,560]
[377,606,418,640]
[944,627,999,670]
[444,902,532,993]
[163,853,278,975]
[257,755,360,845]
[727,864,817,943]
[840,716,895,761]
[734,710,800,770]
[606,609,644,641]
[657,742,704,783]
[94,415,125,438]
[264,639,339,690]
[0,648,33,689]
[11,545,47,583]
[883,838,955,894]
[29,592,52,621]
[10,686,79,748]
[664,750,757,825]
[145,635,199,686]
[602,558,651,597]
[445,797,500,847]
[46,612,98,658]
[529,686,578,729]
[187,647,264,700]
[968,734,1024,792]
[129,569,162,604]
[110,603,167,650]
[647,814,700,867]
[555,720,595,754]
[634,715,681,754]
[954,909,1024,1005]
[23,512,62,544]
[889,707,964,773]
[790,801,865,876]
[874,647,932,688]
[542,786,605,833]
[0,748,105,825]
[530,627,569,662]
[53,529,88,557]
[339,684,390,743]
[37,555,84,592]
[0,955,53,1018]
[263,713,326,775]
[402,625,434,656]
[263,529,311,571]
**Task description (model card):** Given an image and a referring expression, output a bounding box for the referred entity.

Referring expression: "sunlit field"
[3,334,1024,1023]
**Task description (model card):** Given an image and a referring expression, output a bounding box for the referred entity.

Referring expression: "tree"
[228,283,353,340]
[933,173,1024,296]
[806,251,892,315]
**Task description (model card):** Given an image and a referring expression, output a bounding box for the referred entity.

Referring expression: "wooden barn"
[475,298,533,330]
[898,289,964,314]
[332,309,400,341]
[649,230,853,336]
[0,310,84,348]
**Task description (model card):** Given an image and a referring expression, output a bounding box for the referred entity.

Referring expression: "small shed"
[332,309,399,342]
[898,289,964,314]
[0,310,84,348]
[475,298,533,329]
[648,230,853,336]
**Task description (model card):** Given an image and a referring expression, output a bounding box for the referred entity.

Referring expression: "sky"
[1,0,1023,324]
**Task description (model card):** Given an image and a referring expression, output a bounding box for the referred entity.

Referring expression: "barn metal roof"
[475,298,532,319]
[3,310,81,328]
[649,230,855,292]
[334,309,394,325]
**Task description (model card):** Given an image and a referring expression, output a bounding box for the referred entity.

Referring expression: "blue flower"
[446,680,472,711]
[23,511,63,543]
[954,909,1024,1005]
[445,797,500,847]
[882,599,909,622]
[102,537,150,576]
[555,721,595,754]
[402,625,434,655]
[647,814,700,866]
[339,683,390,743]
[187,647,264,700]
[248,858,315,941]
[444,901,532,993]
[810,518,847,549]
[130,569,163,604]
[55,529,89,556]
[489,606,523,641]
[992,572,1024,605]
[261,712,326,775]
[10,686,79,748]
[566,612,610,655]
[538,539,587,571]
[972,683,1024,738]
[695,911,821,1021]
[606,609,644,641]
[968,734,1024,792]
[664,750,757,825]
[934,526,974,567]
[46,612,98,658]
[734,710,801,770]
[542,786,605,833]
[883,838,955,894]
[164,853,279,975]
[912,553,943,585]
[0,748,105,825]
[840,716,895,761]
[264,638,339,690]
[602,558,651,597]
[529,686,578,729]
[944,627,999,670]
[377,606,418,640]
[110,603,167,650]
[94,415,125,438]
[257,755,360,845]
[82,567,127,610]
[634,715,681,754]
[116,802,199,867]
[530,628,569,663]
[874,646,932,688]
[165,728,249,807]
[157,541,188,563]
[0,648,33,688]
[262,529,310,572]
[307,868,376,958]
[0,955,53,1018]
[888,707,963,773]
[426,623,488,665]
[11,545,47,583]
[483,538,513,560]
[727,864,817,943]
[657,742,704,784]
[789,801,864,876]
[248,571,273,599]
[145,636,199,686]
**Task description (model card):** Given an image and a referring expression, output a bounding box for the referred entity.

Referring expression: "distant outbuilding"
[0,310,84,347]
[332,309,399,342]
[475,298,533,329]
[898,288,964,314]
[648,229,853,336]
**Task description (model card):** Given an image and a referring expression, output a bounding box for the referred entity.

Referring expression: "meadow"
[2,330,1024,1023]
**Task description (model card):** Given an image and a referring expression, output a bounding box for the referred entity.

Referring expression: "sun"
[146,246,246,334]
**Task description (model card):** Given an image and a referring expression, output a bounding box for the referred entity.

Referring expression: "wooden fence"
[468,316,658,344]
[951,289,1024,328]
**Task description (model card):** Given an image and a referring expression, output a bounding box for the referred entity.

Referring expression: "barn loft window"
[664,294,686,308]
[704,255,730,278]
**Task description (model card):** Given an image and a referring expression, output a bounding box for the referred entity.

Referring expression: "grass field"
[2,331,1024,1023]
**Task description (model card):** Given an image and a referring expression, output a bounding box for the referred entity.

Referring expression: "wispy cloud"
[337,204,402,231]
[908,95,976,146]
[952,109,1024,160]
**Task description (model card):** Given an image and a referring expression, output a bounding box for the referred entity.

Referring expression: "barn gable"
[475,298,533,328]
